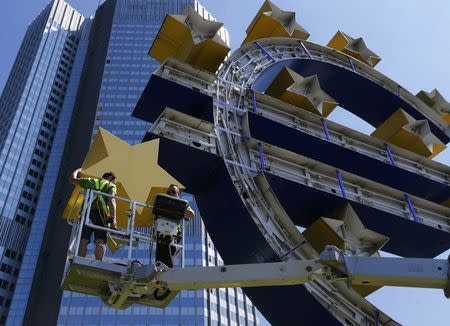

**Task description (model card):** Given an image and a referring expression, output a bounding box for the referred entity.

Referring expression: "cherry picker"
[61,189,450,310]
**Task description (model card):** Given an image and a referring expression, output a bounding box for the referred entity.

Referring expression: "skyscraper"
[0,0,90,323]
[5,1,258,325]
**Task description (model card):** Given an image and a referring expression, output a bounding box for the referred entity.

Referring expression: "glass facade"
[6,10,92,326]
[0,0,87,323]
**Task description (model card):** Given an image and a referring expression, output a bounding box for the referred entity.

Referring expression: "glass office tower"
[0,0,89,323]
[6,0,259,325]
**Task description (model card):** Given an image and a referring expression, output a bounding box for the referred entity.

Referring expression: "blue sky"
[1,1,449,325]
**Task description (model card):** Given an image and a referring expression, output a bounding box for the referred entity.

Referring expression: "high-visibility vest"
[92,179,112,217]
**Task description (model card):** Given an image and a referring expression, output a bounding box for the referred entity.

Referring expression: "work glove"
[106,216,118,230]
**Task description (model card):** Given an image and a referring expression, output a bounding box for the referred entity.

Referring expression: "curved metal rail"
[212,38,448,325]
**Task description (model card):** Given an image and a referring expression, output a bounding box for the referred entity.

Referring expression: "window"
[35,149,44,158]
[49,96,59,105]
[43,121,51,130]
[28,169,38,178]
[58,67,67,75]
[22,191,32,200]
[18,203,30,213]
[40,130,49,138]
[37,140,47,148]
[15,215,26,225]
[45,113,54,121]
[0,280,9,289]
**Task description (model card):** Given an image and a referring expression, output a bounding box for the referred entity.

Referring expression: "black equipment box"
[152,193,189,223]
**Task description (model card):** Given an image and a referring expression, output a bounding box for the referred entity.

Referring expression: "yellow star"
[149,5,230,73]
[327,31,381,67]
[416,89,450,124]
[303,203,388,296]
[265,66,338,117]
[63,128,183,228]
[243,1,310,45]
[371,108,446,159]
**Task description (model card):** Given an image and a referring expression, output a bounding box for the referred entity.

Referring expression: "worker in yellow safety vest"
[69,168,117,260]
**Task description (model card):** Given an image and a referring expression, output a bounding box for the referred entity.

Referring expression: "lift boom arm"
[126,246,450,307]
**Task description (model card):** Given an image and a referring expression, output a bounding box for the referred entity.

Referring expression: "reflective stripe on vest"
[93,179,111,216]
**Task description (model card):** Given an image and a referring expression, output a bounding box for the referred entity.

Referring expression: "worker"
[155,184,195,268]
[69,168,117,261]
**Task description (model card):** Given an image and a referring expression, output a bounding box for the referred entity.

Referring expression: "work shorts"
[80,210,107,242]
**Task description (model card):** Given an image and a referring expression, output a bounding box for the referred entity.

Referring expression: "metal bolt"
[306,266,312,272]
